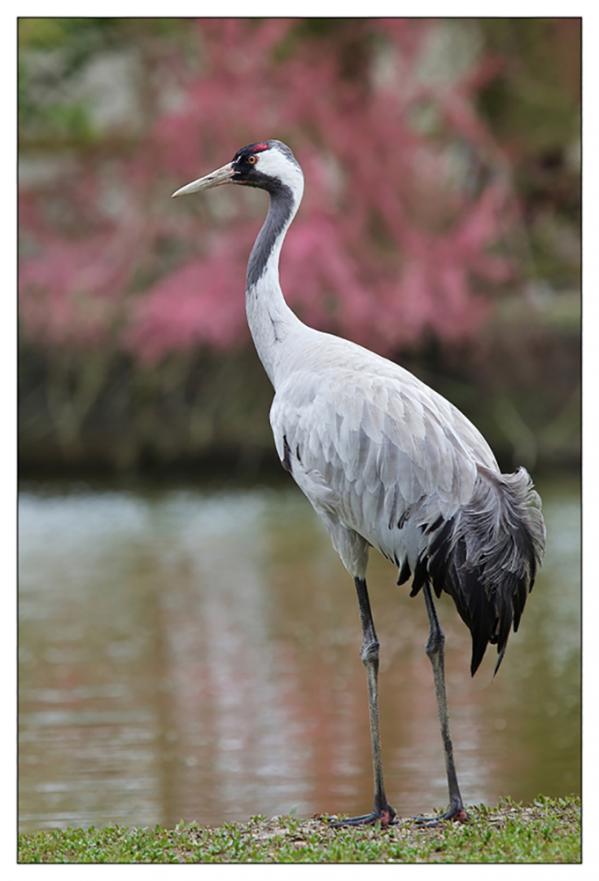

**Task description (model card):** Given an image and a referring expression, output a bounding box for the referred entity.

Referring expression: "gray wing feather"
[270,367,496,568]
[270,337,544,675]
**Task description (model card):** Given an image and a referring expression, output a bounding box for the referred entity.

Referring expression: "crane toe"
[413,802,469,827]
[328,804,397,829]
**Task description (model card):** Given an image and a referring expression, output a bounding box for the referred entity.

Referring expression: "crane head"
[171,140,303,200]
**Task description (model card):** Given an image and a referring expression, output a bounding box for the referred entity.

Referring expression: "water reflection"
[19,478,580,831]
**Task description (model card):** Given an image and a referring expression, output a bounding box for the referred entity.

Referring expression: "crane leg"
[414,582,468,826]
[330,577,396,828]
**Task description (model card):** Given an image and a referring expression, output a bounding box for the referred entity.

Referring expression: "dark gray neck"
[244,179,304,389]
[246,182,295,291]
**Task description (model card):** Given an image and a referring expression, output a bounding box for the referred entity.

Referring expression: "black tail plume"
[414,465,546,675]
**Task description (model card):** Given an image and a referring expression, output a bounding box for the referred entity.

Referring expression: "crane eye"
[247,155,258,165]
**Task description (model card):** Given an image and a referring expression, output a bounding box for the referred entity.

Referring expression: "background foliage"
[18,18,580,474]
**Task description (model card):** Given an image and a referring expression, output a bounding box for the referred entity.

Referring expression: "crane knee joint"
[361,639,380,665]
[426,631,445,658]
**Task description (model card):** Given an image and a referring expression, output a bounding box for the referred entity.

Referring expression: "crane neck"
[245,179,304,387]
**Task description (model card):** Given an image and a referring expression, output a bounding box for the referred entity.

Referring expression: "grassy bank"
[19,295,580,477]
[18,796,580,864]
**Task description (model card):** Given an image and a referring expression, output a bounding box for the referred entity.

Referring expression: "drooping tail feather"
[412,464,546,676]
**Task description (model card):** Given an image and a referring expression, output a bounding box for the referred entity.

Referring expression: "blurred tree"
[18,18,580,472]
[19,17,525,358]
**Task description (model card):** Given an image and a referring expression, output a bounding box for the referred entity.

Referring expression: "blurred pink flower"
[19,19,519,361]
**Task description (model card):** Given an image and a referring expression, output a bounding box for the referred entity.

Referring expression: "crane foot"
[413,803,469,827]
[328,804,397,829]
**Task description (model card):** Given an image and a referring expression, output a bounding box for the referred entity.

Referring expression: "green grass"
[18,796,580,864]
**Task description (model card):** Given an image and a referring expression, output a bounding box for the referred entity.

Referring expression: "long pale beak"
[171,162,235,198]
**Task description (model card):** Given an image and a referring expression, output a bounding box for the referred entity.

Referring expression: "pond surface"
[19,476,580,831]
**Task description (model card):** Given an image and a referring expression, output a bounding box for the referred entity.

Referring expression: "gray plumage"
[270,337,545,674]
[172,138,546,825]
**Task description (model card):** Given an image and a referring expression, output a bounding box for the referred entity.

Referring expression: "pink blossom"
[19,19,520,362]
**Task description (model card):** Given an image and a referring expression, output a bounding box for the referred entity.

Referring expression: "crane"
[172,139,546,828]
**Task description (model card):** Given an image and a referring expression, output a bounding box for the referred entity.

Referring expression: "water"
[18,476,580,831]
